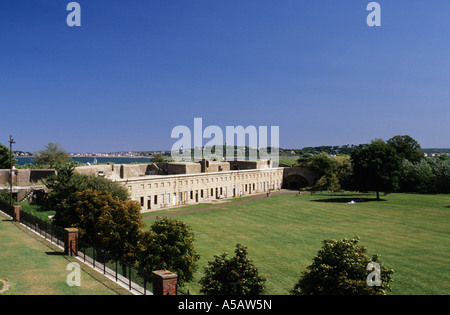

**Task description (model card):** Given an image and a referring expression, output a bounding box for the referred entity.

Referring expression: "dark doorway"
[283,175,309,190]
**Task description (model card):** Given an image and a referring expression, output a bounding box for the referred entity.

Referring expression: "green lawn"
[144,192,450,295]
[0,212,132,295]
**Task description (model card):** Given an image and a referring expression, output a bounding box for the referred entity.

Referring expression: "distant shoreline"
[15,156,154,166]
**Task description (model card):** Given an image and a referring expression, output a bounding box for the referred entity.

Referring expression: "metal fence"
[19,210,66,248]
[0,201,157,295]
[77,238,153,295]
[0,199,14,218]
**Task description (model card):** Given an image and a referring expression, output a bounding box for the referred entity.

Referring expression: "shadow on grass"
[311,197,387,203]
[45,251,65,256]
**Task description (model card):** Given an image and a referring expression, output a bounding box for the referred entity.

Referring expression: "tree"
[291,237,393,295]
[63,189,143,265]
[298,152,342,192]
[314,172,340,192]
[0,189,9,203]
[400,159,434,193]
[0,142,16,169]
[33,142,72,167]
[297,152,337,179]
[199,244,266,295]
[152,153,166,164]
[350,139,401,200]
[137,217,199,285]
[45,165,87,213]
[428,156,450,193]
[387,135,424,163]
[47,165,129,219]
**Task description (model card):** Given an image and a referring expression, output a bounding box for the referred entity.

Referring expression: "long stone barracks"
[75,160,316,212]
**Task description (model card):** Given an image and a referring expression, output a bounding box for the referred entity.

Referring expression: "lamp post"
[9,135,15,206]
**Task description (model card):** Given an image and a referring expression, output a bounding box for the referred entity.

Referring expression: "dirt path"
[143,189,298,220]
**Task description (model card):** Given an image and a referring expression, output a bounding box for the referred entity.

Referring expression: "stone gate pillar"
[152,270,178,295]
[64,228,79,256]
[13,205,21,222]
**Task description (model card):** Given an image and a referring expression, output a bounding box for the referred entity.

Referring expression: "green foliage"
[0,189,9,203]
[0,142,16,169]
[45,165,87,212]
[297,152,351,192]
[33,142,72,167]
[428,156,450,193]
[199,243,266,295]
[295,144,368,156]
[291,237,394,295]
[400,159,434,193]
[82,174,130,201]
[152,153,166,164]
[63,189,143,264]
[47,165,129,219]
[138,217,199,285]
[350,139,402,199]
[297,152,337,177]
[387,135,424,163]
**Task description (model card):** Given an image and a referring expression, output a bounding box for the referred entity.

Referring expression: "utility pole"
[9,135,15,206]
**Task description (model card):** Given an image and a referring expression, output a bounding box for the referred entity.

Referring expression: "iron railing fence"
[77,238,153,295]
[0,199,14,218]
[15,206,66,248]
[0,203,191,295]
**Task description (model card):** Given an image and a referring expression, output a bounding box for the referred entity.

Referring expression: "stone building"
[75,160,315,212]
[0,160,315,210]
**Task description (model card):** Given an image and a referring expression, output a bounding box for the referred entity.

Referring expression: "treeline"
[290,144,369,156]
[297,135,450,196]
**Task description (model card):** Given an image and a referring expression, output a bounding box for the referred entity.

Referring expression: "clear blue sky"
[1,1,449,153]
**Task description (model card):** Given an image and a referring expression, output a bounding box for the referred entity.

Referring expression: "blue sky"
[1,0,449,153]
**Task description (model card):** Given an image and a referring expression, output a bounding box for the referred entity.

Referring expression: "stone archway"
[282,167,316,190]
[282,174,309,190]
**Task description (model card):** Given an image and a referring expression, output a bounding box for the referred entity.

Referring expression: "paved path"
[143,189,298,220]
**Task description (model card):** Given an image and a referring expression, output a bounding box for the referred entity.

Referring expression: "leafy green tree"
[152,153,166,164]
[33,142,72,167]
[291,237,393,295]
[48,165,130,226]
[400,159,434,193]
[298,152,342,192]
[137,217,199,285]
[63,189,143,265]
[199,243,266,295]
[350,139,401,200]
[387,135,424,163]
[83,174,129,201]
[0,189,9,203]
[0,142,16,169]
[428,156,450,193]
[297,152,337,178]
[45,165,87,212]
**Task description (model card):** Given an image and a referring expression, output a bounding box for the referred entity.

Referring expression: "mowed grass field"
[0,212,132,295]
[143,192,450,295]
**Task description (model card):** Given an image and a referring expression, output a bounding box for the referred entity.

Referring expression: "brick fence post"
[64,228,79,256]
[152,270,178,295]
[13,205,21,222]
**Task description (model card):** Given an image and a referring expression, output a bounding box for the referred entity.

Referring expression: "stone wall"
[0,169,56,186]
[119,167,285,211]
